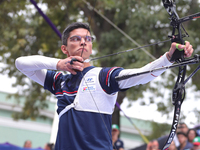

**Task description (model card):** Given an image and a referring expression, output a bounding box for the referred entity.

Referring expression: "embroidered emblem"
[82,85,96,92]
[83,76,96,85]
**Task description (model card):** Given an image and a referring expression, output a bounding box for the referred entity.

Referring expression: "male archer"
[15,22,193,150]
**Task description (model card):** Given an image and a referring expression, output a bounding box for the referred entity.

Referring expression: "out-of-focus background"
[1,0,200,149]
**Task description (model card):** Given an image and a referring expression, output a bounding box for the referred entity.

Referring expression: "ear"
[61,45,70,57]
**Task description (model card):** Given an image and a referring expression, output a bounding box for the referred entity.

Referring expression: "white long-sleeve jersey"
[15,53,172,89]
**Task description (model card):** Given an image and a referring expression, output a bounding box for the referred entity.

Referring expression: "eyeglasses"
[69,35,94,43]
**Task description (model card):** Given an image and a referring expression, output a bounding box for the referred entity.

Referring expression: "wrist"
[56,60,61,70]
[167,52,171,60]
[166,52,174,63]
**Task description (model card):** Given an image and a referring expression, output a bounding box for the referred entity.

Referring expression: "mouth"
[78,48,87,52]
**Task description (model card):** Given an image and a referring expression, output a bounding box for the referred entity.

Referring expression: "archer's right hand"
[56,56,84,75]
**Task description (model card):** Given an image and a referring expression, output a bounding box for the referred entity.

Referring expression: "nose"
[80,37,86,46]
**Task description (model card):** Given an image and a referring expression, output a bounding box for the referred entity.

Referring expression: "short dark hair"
[177,131,187,137]
[62,22,91,45]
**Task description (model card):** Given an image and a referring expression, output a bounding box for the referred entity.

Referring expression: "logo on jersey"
[60,81,65,89]
[82,85,96,92]
[83,76,96,85]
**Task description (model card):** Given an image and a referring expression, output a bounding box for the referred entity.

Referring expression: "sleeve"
[15,55,60,86]
[44,70,63,94]
[114,139,124,149]
[99,67,124,94]
[117,52,173,89]
[119,140,124,148]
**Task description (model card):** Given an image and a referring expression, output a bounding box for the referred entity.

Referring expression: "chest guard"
[74,67,118,114]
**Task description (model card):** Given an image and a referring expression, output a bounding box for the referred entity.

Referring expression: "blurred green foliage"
[0,0,200,139]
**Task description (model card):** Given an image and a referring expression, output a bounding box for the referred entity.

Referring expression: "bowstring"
[79,1,170,148]
[79,0,117,149]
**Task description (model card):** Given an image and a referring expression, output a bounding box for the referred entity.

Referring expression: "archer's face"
[61,28,92,60]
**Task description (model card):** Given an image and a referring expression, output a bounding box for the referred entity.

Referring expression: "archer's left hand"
[167,41,194,61]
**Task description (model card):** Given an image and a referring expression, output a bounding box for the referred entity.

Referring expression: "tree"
[1,0,200,140]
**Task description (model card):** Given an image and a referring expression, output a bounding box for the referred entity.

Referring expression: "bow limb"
[161,1,186,149]
[161,0,200,149]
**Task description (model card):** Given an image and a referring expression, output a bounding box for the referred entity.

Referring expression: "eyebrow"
[70,35,91,37]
